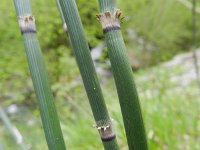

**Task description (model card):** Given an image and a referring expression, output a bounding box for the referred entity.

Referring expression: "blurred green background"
[0,0,200,149]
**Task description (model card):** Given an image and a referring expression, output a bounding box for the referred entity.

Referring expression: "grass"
[0,63,200,149]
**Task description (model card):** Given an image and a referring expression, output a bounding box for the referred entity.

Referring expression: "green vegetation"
[0,0,200,149]
[1,65,199,149]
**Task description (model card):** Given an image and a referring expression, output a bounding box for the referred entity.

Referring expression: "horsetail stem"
[58,0,119,149]
[13,0,66,149]
[97,0,148,149]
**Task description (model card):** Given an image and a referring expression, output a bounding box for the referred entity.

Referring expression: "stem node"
[97,9,121,33]
[18,15,36,34]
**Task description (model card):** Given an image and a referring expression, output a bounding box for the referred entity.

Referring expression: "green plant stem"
[97,0,148,149]
[58,0,119,149]
[192,0,200,90]
[0,141,4,150]
[56,0,68,32]
[13,0,66,149]
[0,106,26,150]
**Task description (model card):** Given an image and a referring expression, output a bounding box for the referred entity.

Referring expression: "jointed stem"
[97,0,148,149]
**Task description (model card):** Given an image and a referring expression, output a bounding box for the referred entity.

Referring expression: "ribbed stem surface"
[59,0,119,149]
[106,31,148,149]
[13,0,66,150]
[97,1,148,149]
[99,0,116,12]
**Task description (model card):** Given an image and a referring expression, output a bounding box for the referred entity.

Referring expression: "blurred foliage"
[1,0,200,86]
[0,0,199,112]
[1,66,200,149]
[0,0,102,104]
[120,0,200,68]
[0,0,200,149]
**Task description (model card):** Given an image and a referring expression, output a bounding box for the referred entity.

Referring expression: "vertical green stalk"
[0,105,26,150]
[97,0,148,149]
[13,0,66,149]
[58,0,119,149]
[56,0,68,33]
[0,141,3,150]
[192,0,200,89]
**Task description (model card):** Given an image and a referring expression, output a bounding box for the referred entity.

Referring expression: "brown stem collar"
[18,15,37,34]
[97,9,122,34]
